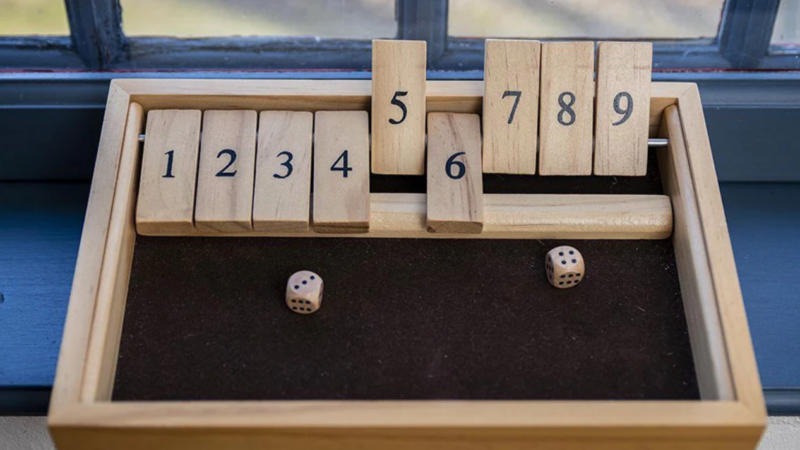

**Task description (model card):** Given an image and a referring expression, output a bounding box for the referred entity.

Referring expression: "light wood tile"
[135,109,201,234]
[371,40,427,174]
[253,111,313,232]
[538,42,595,175]
[313,111,370,233]
[195,110,257,232]
[594,41,652,176]
[427,113,484,233]
[482,39,541,174]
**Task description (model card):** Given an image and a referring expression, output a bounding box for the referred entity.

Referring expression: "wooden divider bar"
[137,193,672,239]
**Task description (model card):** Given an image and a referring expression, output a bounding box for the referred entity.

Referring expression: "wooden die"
[546,246,585,288]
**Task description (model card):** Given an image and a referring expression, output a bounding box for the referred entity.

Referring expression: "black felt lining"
[113,148,699,401]
[114,238,697,401]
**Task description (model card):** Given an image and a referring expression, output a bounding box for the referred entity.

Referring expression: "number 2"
[389,91,408,125]
[215,149,237,177]
[612,91,633,126]
[502,90,522,124]
[273,151,293,179]
[163,150,175,178]
[330,150,352,178]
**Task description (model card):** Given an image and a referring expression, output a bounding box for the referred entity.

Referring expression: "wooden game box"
[47,79,766,450]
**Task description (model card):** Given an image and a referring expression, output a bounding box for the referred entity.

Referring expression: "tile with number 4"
[313,111,370,233]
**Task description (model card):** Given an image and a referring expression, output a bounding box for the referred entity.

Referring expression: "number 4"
[330,150,352,178]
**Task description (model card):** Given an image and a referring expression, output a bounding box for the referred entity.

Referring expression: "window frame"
[0,0,796,71]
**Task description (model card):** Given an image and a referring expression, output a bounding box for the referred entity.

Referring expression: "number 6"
[445,152,466,180]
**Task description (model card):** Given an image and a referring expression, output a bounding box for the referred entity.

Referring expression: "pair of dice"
[285,246,585,315]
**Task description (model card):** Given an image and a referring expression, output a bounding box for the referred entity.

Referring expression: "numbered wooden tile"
[482,39,541,174]
[313,111,370,233]
[371,39,427,175]
[195,110,257,233]
[594,41,653,176]
[538,42,595,176]
[253,111,313,232]
[136,110,201,234]
[427,113,484,234]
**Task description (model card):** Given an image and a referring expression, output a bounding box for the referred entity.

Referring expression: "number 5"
[389,91,408,125]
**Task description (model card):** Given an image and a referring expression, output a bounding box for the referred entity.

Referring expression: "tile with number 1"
[136,109,201,235]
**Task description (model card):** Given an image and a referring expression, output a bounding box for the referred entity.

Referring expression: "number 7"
[502,90,522,124]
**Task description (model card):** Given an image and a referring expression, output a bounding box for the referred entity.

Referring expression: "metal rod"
[138,133,669,147]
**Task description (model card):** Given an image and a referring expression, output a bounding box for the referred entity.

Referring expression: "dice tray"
[48,80,765,450]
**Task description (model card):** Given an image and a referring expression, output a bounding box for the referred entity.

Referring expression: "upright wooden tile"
[482,39,541,174]
[538,42,595,175]
[371,39,427,175]
[426,113,484,234]
[313,111,370,233]
[253,111,313,232]
[195,110,257,232]
[136,109,201,234]
[594,41,653,176]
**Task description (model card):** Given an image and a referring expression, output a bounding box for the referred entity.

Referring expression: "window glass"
[121,0,397,39]
[772,0,800,45]
[0,0,69,35]
[448,0,725,39]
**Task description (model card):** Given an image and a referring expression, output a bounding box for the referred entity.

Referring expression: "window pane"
[0,0,69,35]
[121,0,396,39]
[772,0,800,45]
[449,0,725,39]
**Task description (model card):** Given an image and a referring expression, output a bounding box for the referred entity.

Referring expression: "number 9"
[612,92,633,126]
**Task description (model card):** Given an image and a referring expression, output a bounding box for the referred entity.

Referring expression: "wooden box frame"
[48,80,766,450]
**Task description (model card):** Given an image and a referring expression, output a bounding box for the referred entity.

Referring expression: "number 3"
[273,151,293,179]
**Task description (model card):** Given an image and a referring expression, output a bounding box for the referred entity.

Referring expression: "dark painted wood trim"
[719,0,782,69]
[64,0,127,69]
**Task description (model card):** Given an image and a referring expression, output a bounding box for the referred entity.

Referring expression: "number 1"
[163,150,175,178]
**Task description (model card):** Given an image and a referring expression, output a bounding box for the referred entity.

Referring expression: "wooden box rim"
[47,79,766,448]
